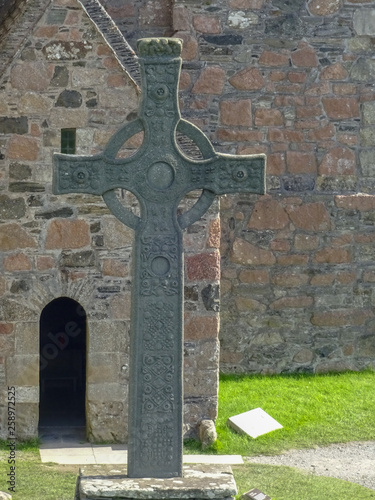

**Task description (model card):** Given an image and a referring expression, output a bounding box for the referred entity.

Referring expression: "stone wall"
[168,0,375,374]
[2,0,375,441]
[0,0,220,441]
[99,0,375,374]
[98,0,174,48]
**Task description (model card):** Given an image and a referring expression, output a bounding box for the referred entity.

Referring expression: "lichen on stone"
[137,38,182,58]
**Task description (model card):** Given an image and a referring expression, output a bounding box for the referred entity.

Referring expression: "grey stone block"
[354,9,375,36]
[0,116,28,134]
[76,464,237,499]
[55,90,83,108]
[0,195,26,219]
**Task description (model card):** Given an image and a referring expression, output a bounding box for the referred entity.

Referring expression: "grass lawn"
[185,369,375,456]
[233,463,375,500]
[0,448,77,500]
[0,370,374,499]
[0,450,374,500]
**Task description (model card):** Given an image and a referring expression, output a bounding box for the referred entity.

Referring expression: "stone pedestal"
[74,464,237,500]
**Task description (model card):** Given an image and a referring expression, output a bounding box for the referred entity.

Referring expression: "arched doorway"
[39,297,86,434]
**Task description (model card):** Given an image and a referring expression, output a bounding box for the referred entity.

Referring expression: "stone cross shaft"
[53,38,266,479]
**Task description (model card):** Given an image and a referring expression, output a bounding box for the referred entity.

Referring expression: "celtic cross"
[53,38,265,478]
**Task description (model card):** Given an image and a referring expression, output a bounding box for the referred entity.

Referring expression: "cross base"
[74,464,237,500]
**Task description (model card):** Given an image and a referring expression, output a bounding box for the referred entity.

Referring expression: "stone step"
[75,464,237,500]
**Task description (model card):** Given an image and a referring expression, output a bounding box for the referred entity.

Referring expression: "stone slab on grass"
[227,407,283,438]
[241,488,271,500]
[77,464,237,499]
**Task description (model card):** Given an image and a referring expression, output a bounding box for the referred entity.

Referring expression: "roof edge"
[77,0,141,90]
[0,0,141,90]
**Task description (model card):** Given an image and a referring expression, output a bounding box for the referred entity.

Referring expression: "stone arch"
[2,275,95,441]
[38,297,87,434]
[6,272,129,442]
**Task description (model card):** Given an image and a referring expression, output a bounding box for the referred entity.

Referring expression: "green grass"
[185,369,375,456]
[0,449,374,500]
[0,370,374,499]
[0,449,77,500]
[233,463,375,500]
[0,437,40,450]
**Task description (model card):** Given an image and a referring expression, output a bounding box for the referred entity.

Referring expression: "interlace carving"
[143,301,175,350]
[142,354,175,413]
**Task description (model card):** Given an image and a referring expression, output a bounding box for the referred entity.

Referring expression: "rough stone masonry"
[98,0,375,375]
[2,0,375,446]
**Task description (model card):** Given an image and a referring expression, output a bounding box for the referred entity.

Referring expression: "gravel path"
[246,441,375,491]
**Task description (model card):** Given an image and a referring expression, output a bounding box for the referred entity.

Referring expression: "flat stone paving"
[39,445,243,465]
[39,426,243,465]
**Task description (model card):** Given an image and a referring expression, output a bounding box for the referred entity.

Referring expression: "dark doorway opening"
[39,297,86,434]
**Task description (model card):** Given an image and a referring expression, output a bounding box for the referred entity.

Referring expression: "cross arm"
[53,153,105,195]
[187,153,266,196]
[52,153,134,196]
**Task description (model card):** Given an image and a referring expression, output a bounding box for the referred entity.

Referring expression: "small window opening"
[61,128,76,154]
